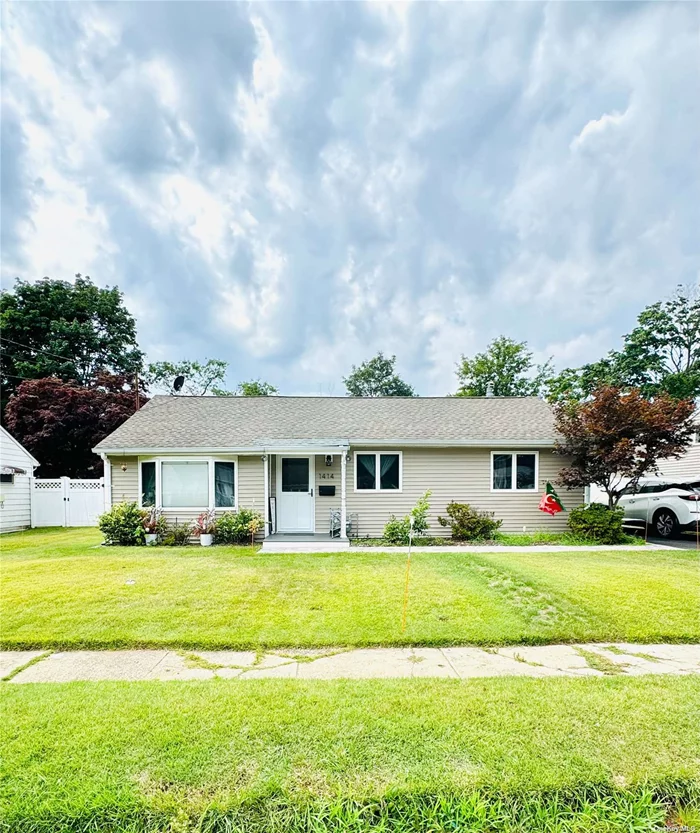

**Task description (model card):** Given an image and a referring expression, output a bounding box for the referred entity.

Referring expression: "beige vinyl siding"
[345,446,583,538]
[109,455,266,539]
[314,453,341,533]
[238,455,265,513]
[656,445,700,480]
[110,447,581,540]
[111,458,139,504]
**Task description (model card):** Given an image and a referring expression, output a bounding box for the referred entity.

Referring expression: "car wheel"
[652,509,679,539]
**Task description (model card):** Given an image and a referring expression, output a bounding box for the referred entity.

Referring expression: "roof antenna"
[173,375,185,394]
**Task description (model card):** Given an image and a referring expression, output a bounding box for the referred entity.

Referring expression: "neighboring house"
[656,429,700,480]
[93,396,584,541]
[0,426,39,534]
[588,430,700,504]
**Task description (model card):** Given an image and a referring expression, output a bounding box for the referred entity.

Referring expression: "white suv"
[618,478,700,539]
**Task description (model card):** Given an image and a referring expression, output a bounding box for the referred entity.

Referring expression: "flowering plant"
[143,508,166,536]
[194,509,217,536]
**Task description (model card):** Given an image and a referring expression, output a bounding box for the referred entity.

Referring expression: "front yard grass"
[1,676,699,832]
[1,528,698,649]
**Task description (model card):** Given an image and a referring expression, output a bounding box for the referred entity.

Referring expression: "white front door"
[276,456,315,532]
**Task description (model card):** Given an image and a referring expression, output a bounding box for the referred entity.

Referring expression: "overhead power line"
[0,337,79,365]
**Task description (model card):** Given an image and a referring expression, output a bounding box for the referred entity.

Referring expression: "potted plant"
[194,510,216,546]
[143,508,166,545]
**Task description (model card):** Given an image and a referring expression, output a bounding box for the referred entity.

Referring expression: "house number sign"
[319,473,335,480]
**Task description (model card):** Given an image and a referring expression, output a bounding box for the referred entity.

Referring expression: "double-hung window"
[355,452,401,491]
[139,459,237,509]
[491,452,538,491]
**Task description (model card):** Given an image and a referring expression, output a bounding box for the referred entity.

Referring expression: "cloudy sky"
[2,2,698,395]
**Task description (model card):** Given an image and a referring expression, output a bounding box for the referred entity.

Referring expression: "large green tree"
[146,360,278,397]
[145,359,232,396]
[455,337,552,397]
[0,275,143,406]
[344,353,416,397]
[236,379,278,396]
[547,286,700,402]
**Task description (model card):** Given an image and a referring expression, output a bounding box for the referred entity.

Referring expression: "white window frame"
[354,451,403,493]
[490,451,539,493]
[138,456,239,511]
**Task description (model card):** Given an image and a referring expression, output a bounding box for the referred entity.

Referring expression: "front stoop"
[261,534,350,553]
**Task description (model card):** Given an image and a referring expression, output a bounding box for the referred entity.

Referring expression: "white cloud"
[2,1,698,393]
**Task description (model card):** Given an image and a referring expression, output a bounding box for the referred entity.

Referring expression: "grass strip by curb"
[0,651,52,682]
[3,676,699,830]
[1,784,698,833]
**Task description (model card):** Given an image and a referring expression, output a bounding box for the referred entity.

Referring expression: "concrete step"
[261,539,350,553]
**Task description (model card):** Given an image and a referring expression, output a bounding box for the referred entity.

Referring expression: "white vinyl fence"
[31,477,105,528]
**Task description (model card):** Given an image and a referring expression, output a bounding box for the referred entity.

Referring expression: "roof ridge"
[148,395,545,401]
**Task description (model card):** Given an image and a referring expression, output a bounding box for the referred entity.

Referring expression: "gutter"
[93,439,556,455]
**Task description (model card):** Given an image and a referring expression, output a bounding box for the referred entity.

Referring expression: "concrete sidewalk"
[3,643,699,683]
[270,543,674,553]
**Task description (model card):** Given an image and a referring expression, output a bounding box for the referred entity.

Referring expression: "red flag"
[539,481,566,515]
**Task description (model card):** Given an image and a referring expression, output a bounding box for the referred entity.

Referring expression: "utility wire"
[0,370,40,382]
[0,337,78,365]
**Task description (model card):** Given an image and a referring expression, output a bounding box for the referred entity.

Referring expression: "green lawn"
[2,528,698,649]
[2,676,699,832]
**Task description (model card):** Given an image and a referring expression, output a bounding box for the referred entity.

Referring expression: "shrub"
[216,508,264,545]
[162,521,193,546]
[382,491,432,545]
[383,516,412,545]
[438,502,502,541]
[98,502,148,546]
[568,503,625,544]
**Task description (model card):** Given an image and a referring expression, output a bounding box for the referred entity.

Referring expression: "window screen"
[356,454,377,490]
[141,461,156,506]
[214,462,235,507]
[161,461,209,507]
[281,458,309,492]
[516,454,536,490]
[379,454,400,490]
[492,454,512,490]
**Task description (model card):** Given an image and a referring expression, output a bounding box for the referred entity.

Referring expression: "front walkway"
[3,643,699,683]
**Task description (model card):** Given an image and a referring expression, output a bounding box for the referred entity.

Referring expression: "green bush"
[568,503,625,544]
[98,502,148,546]
[382,491,432,545]
[216,508,264,544]
[438,502,503,541]
[383,516,412,545]
[162,521,193,546]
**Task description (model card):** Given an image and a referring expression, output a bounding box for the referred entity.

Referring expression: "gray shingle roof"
[94,396,557,451]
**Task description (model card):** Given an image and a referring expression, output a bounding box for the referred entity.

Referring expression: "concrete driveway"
[649,534,700,550]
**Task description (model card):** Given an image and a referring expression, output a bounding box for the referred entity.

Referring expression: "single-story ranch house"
[93,395,583,542]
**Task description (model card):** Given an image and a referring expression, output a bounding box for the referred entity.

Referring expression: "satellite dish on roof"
[173,375,185,393]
